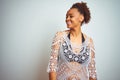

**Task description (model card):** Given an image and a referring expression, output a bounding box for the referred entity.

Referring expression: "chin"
[67,26,73,29]
[67,25,72,28]
[67,26,70,28]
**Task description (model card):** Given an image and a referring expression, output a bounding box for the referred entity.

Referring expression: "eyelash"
[66,15,74,19]
[70,16,73,18]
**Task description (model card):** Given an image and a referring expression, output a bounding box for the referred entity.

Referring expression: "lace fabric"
[47,30,97,80]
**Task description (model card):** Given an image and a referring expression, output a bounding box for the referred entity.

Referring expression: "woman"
[47,1,97,80]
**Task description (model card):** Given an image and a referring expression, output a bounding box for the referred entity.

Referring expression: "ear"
[79,14,84,22]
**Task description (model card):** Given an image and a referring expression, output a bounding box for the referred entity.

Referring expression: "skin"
[65,8,84,45]
[49,8,96,80]
[49,72,56,80]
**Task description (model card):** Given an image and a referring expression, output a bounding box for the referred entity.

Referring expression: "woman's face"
[66,8,83,29]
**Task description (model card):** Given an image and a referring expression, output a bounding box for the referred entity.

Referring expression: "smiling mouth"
[66,21,72,25]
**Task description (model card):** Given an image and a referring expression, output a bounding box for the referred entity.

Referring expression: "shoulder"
[54,30,70,38]
[83,33,94,45]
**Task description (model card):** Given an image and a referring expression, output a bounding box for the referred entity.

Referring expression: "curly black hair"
[71,1,91,25]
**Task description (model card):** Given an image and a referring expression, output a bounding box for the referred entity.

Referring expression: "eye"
[70,15,74,18]
[66,15,74,19]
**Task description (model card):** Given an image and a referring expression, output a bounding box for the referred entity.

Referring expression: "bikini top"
[62,33,90,64]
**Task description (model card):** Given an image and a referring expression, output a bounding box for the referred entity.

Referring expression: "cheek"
[72,17,80,24]
[71,18,77,22]
[76,17,80,22]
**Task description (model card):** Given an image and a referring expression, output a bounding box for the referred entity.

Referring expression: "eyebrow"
[66,13,73,16]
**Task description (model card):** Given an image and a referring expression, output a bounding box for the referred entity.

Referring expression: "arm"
[49,72,57,80]
[88,38,97,80]
[47,32,62,80]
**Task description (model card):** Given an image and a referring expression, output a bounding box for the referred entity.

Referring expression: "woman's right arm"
[47,32,62,80]
[49,72,56,80]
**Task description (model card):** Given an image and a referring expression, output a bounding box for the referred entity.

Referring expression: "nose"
[66,16,70,22]
[66,16,70,20]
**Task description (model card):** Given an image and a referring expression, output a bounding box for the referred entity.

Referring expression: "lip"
[66,21,72,25]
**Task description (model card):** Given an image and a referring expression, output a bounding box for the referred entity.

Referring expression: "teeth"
[67,21,71,25]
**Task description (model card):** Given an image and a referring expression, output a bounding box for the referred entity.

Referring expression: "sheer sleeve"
[47,31,63,73]
[88,38,97,80]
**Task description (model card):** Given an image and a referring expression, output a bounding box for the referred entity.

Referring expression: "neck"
[70,26,82,37]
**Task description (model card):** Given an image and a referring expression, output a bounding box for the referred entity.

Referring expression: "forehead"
[66,8,79,15]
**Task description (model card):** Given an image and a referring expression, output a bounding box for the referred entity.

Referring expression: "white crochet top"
[47,30,97,80]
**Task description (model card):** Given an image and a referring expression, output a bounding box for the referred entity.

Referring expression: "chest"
[59,40,90,65]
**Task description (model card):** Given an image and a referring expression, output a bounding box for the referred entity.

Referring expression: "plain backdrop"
[0,0,120,80]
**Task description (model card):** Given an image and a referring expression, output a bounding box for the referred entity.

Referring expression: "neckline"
[67,32,86,49]
[67,32,85,43]
[65,32,88,55]
[61,32,88,56]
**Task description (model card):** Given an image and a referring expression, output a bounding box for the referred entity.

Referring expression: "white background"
[1,0,120,80]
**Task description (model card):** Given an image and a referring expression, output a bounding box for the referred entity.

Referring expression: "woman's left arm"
[88,38,97,80]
